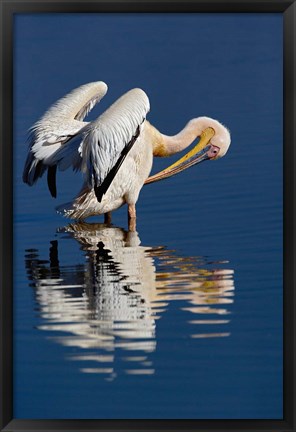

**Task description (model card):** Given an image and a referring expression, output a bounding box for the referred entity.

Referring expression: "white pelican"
[23,81,231,229]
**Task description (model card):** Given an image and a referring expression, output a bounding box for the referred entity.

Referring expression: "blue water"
[13,13,283,419]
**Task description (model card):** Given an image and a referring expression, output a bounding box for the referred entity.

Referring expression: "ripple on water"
[24,222,235,379]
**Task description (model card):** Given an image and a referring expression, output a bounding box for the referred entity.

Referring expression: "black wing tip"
[23,157,47,186]
[94,185,103,203]
[47,165,57,198]
[22,172,30,185]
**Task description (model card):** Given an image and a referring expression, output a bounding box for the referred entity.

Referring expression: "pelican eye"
[208,144,220,159]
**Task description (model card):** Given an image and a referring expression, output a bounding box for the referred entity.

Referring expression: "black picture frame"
[0,0,295,431]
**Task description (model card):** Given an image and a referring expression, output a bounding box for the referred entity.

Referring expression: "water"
[14,13,283,419]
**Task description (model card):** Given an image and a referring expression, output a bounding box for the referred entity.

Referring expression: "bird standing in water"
[23,81,231,230]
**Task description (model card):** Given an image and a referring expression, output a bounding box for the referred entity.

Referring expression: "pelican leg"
[104,212,112,224]
[128,204,136,232]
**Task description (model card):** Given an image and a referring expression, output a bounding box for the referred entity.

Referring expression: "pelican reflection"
[25,223,235,379]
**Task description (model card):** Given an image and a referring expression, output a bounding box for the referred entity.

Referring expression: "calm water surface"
[14,13,282,419]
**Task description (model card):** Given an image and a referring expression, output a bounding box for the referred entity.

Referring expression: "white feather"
[23,81,108,185]
[51,88,150,188]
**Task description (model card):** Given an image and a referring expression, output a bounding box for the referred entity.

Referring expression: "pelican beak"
[145,127,215,185]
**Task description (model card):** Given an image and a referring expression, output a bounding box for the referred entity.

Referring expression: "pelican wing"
[51,88,150,202]
[23,81,108,197]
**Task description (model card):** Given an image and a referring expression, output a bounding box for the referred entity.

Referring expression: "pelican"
[23,81,231,229]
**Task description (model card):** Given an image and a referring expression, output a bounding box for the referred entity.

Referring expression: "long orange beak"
[145,127,215,185]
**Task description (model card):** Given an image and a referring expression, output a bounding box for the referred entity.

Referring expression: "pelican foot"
[128,217,136,232]
[128,204,136,232]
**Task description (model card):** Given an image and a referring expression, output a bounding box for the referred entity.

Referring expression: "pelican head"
[145,117,231,184]
[204,118,231,159]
